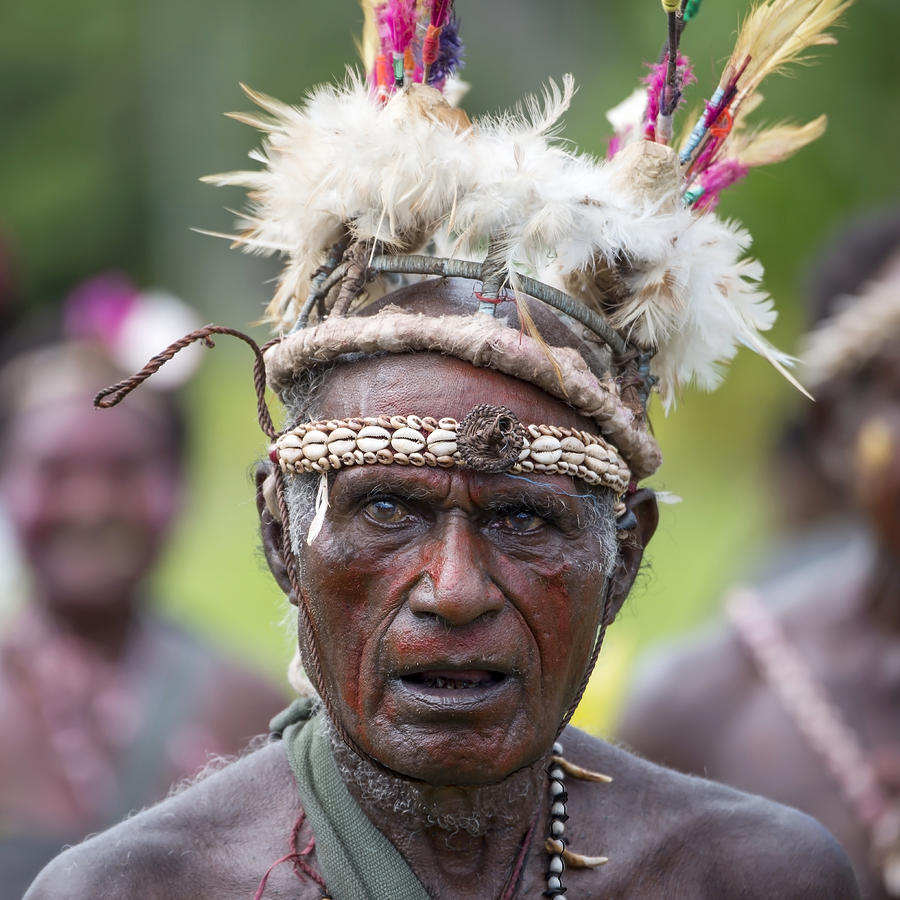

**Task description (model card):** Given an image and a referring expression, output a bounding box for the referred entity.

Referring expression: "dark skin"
[26,347,858,899]
[618,317,900,895]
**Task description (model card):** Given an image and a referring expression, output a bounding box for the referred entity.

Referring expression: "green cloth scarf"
[271,700,430,900]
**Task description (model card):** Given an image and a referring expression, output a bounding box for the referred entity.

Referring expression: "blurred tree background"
[1,0,898,728]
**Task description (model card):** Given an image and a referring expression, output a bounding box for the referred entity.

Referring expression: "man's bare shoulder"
[560,728,859,898]
[615,557,862,774]
[25,740,303,900]
[615,623,755,771]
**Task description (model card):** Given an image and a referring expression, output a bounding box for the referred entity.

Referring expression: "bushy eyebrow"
[480,490,579,522]
[341,469,587,523]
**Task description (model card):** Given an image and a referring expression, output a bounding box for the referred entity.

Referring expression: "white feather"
[213,71,790,405]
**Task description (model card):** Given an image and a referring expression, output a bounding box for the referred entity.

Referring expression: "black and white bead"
[546,741,568,899]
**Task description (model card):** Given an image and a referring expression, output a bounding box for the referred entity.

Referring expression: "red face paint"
[297,354,612,784]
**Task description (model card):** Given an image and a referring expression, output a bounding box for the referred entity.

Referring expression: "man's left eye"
[497,511,545,534]
[364,498,411,525]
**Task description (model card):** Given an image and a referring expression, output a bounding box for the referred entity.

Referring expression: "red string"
[423,24,442,65]
[473,290,509,305]
[708,107,734,140]
[499,810,540,900]
[376,54,391,92]
[252,811,327,900]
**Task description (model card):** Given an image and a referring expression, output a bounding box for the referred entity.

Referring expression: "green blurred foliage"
[2,0,898,711]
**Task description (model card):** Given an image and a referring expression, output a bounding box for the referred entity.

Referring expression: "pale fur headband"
[801,279,900,389]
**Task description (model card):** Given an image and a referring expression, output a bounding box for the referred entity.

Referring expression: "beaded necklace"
[542,742,613,899]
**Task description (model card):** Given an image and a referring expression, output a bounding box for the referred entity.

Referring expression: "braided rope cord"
[557,585,612,739]
[727,588,894,849]
[94,325,278,440]
[252,810,327,900]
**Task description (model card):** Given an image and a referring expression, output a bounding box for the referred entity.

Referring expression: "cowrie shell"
[279,447,303,466]
[279,433,302,450]
[529,435,562,465]
[301,429,329,461]
[584,444,610,475]
[426,428,457,458]
[560,436,586,466]
[391,427,427,456]
[327,427,357,457]
[356,425,391,454]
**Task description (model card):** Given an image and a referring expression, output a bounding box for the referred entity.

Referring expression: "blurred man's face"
[297,354,616,785]
[0,396,181,613]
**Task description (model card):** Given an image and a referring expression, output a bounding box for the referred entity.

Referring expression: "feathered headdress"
[206,0,854,482]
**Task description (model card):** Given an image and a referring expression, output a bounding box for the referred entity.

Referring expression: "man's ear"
[255,461,298,605]
[604,488,659,626]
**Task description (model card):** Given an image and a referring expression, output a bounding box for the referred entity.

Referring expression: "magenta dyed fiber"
[696,159,749,211]
[642,54,695,139]
[382,0,417,54]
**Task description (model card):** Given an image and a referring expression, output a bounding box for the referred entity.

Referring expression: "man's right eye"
[364,498,411,526]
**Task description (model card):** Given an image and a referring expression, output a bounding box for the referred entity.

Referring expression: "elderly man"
[27,0,860,896]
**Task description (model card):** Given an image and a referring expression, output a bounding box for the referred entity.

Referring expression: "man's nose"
[407,516,505,626]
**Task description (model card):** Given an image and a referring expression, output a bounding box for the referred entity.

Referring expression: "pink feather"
[643,63,667,140]
[430,0,452,28]
[607,133,625,160]
[695,159,749,211]
[383,0,417,54]
[642,54,694,140]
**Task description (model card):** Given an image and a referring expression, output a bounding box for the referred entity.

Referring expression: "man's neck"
[330,731,549,899]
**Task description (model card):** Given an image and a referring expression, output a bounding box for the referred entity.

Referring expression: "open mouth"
[401,669,507,693]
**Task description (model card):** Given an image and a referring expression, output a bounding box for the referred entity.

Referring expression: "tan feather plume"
[357,0,386,74]
[728,0,852,116]
[730,114,827,167]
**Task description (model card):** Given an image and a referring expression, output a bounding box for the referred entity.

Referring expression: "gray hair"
[279,361,620,576]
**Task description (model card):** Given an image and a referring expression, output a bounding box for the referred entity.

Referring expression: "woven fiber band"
[271,412,632,494]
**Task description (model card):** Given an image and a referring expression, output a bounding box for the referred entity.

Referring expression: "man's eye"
[364,498,411,525]
[497,511,545,534]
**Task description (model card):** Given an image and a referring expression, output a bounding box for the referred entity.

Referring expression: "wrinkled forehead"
[314,352,590,435]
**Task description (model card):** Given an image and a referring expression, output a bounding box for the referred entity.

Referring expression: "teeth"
[430,676,476,689]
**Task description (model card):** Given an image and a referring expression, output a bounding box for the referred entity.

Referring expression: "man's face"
[298,354,614,784]
[0,395,181,612]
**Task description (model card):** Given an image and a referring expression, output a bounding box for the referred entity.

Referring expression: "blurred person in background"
[0,274,287,896]
[617,209,900,899]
